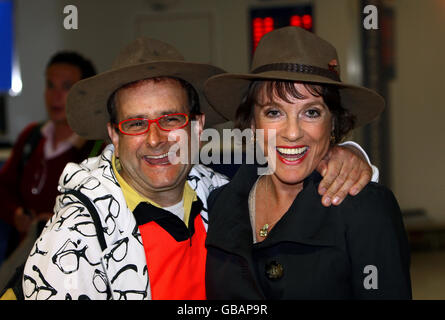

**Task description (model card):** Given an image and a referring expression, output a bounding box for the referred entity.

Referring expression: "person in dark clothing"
[0,51,98,255]
[204,26,411,299]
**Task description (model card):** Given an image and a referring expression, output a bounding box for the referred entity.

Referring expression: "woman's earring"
[330,121,336,144]
[250,131,256,144]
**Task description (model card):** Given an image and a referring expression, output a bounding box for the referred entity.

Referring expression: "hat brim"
[67,61,227,140]
[204,71,385,129]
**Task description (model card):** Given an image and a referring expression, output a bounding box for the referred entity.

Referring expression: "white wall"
[5,0,62,142]
[4,0,361,139]
[390,0,445,222]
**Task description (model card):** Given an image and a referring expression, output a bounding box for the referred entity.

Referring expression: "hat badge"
[328,59,339,75]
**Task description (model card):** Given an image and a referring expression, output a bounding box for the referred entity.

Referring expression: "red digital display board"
[250,6,313,53]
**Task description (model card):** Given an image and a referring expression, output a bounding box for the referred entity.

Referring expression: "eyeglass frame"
[115,113,190,136]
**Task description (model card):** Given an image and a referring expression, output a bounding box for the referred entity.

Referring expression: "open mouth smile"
[276,146,309,165]
[143,152,173,165]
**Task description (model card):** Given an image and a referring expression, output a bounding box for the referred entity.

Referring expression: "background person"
[204,26,411,299]
[0,51,101,292]
[0,51,98,248]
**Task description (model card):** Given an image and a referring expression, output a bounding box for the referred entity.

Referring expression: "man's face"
[107,78,204,199]
[45,63,82,124]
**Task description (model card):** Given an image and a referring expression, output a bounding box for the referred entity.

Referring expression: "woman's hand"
[316,145,372,206]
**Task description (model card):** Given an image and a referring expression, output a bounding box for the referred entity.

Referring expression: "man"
[21,37,377,300]
[0,52,102,294]
[0,52,98,244]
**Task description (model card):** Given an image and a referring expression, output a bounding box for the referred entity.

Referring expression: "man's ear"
[194,113,205,138]
[107,122,120,158]
[247,118,257,146]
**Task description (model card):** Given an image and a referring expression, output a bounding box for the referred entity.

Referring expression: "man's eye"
[165,116,180,123]
[62,83,73,91]
[160,114,187,128]
[129,120,145,127]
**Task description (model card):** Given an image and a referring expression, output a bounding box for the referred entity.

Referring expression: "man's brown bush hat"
[204,26,384,128]
[67,37,227,140]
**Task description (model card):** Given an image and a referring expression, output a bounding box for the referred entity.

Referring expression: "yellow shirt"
[112,155,195,227]
[0,289,16,300]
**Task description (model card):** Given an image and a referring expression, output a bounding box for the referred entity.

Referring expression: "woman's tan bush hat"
[204,26,384,128]
[67,37,227,140]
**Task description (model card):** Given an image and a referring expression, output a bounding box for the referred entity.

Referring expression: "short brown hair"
[235,80,355,144]
[107,77,200,126]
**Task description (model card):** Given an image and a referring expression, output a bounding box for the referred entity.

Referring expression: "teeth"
[145,152,170,159]
[276,147,308,155]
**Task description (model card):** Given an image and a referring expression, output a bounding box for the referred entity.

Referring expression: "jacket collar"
[133,197,204,242]
[206,164,336,257]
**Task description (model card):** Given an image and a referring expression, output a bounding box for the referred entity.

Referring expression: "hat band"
[252,62,340,82]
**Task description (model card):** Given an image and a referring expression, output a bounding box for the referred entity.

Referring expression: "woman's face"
[252,82,333,186]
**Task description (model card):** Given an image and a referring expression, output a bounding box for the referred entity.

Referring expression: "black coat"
[205,165,412,299]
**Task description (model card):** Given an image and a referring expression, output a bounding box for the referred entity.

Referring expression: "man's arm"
[340,141,379,182]
[316,141,379,207]
[22,202,108,300]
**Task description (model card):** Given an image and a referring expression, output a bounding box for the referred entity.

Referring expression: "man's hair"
[107,77,201,126]
[235,80,356,144]
[46,51,97,79]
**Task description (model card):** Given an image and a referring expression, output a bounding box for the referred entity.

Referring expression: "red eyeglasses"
[116,113,189,136]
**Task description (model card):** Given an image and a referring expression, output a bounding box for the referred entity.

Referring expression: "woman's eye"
[265,109,281,118]
[305,109,321,118]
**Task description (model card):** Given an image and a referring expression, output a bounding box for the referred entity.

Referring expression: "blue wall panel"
[0,0,13,93]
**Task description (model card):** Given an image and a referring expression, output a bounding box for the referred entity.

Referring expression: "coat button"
[265,260,284,280]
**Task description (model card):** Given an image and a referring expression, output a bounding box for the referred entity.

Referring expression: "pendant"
[259,223,269,237]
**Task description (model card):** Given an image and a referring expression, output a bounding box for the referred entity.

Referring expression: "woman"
[204,27,411,299]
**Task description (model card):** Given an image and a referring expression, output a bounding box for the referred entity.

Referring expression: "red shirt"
[0,123,96,227]
[133,199,207,300]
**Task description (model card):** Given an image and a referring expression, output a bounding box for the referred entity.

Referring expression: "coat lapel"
[256,173,337,248]
[206,165,338,299]
[206,164,258,257]
[206,165,336,256]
